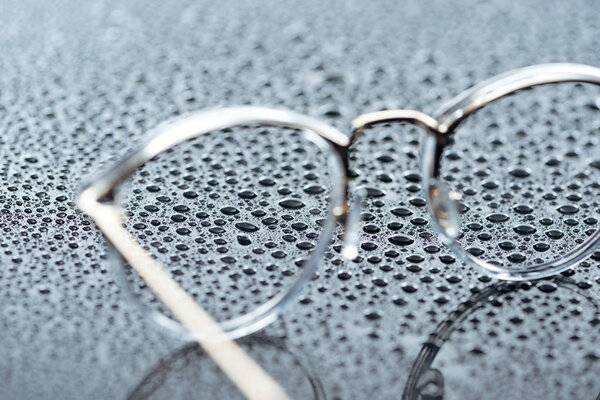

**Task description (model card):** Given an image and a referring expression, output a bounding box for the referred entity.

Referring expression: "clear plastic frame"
[353,63,600,281]
[79,63,600,347]
[78,107,357,341]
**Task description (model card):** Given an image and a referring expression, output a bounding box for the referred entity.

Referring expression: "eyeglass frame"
[78,62,600,344]
[352,63,600,281]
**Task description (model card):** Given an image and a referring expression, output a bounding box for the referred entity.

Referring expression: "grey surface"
[1,0,600,399]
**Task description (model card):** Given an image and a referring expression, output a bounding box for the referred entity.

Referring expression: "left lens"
[115,122,337,338]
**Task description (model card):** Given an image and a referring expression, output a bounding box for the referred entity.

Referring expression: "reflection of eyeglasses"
[129,335,326,400]
[402,278,600,399]
[78,62,600,397]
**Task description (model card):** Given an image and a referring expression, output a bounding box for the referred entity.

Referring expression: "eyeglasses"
[78,62,600,396]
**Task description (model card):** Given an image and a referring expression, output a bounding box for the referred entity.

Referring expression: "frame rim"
[352,63,600,281]
[428,63,600,280]
[78,106,349,340]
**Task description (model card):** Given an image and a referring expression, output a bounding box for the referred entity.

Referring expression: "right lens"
[437,82,600,275]
[115,123,337,338]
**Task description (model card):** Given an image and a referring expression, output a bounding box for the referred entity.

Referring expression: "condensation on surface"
[1,0,600,399]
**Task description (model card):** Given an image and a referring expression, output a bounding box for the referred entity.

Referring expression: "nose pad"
[415,368,444,399]
[428,179,460,243]
[340,186,367,260]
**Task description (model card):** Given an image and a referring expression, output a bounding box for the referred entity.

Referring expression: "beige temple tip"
[79,194,290,400]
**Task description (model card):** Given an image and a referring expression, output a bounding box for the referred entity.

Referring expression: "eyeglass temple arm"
[78,191,290,400]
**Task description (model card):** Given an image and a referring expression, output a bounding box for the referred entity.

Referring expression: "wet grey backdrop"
[1,0,600,399]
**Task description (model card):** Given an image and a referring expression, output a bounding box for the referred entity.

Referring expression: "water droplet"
[388,235,414,246]
[279,198,306,209]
